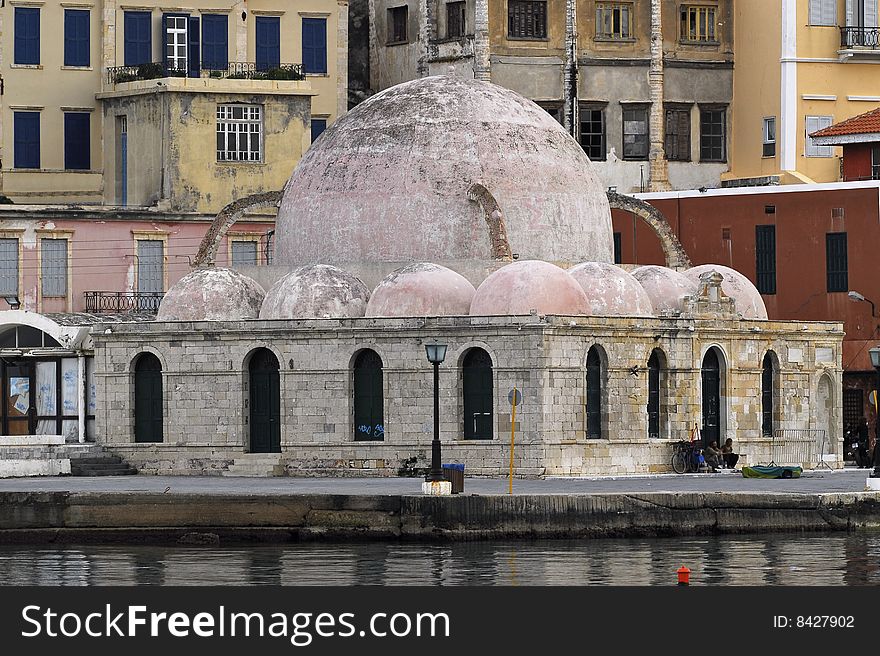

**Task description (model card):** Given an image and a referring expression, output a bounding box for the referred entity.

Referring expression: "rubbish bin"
[442,463,465,494]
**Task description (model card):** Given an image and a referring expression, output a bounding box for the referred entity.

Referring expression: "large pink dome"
[275,75,613,266]
[157,268,265,321]
[631,265,697,316]
[260,264,370,319]
[568,262,654,316]
[366,263,475,317]
[684,264,768,320]
[470,260,590,316]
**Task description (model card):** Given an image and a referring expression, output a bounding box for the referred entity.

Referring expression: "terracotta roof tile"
[811,106,880,138]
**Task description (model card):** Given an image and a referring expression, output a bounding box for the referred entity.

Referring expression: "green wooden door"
[249,349,280,453]
[134,353,163,443]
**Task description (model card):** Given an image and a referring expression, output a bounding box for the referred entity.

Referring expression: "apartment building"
[729,0,880,185]
[364,0,734,192]
[0,0,348,211]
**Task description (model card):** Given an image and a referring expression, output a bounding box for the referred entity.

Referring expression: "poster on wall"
[9,377,29,397]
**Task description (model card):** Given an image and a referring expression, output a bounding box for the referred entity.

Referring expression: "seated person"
[704,441,724,471]
[721,438,739,469]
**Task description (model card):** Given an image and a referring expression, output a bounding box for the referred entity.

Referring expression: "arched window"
[248,349,280,453]
[463,348,493,440]
[134,353,163,443]
[701,348,722,447]
[762,352,775,437]
[354,349,384,441]
[586,346,603,439]
[647,349,663,439]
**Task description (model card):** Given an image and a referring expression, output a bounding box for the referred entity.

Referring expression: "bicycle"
[671,440,701,474]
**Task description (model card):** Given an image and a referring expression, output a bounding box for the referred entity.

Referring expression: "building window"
[447,1,466,37]
[647,349,664,439]
[761,352,776,437]
[613,232,622,264]
[680,5,717,42]
[231,240,258,267]
[136,239,164,303]
[134,353,163,444]
[63,112,90,171]
[755,225,776,295]
[586,346,603,439]
[0,239,19,297]
[311,118,327,144]
[872,145,880,180]
[13,112,40,169]
[579,105,606,161]
[806,116,834,157]
[665,106,691,162]
[826,232,848,293]
[762,117,776,158]
[699,107,726,162]
[353,349,384,441]
[201,14,229,70]
[388,6,408,44]
[462,348,493,440]
[41,239,68,298]
[163,14,188,72]
[302,17,327,74]
[123,11,152,67]
[622,105,649,160]
[808,0,837,26]
[64,9,90,67]
[508,0,547,39]
[596,3,632,39]
[217,105,263,162]
[14,7,40,65]
[255,16,281,70]
[843,389,864,436]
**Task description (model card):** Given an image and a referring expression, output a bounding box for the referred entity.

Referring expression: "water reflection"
[1,533,879,586]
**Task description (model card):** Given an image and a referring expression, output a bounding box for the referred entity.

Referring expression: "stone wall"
[93,315,843,477]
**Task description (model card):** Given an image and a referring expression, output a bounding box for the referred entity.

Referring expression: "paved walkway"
[0,468,874,495]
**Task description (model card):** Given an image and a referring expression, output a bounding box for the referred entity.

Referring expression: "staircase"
[223,454,285,477]
[68,445,137,477]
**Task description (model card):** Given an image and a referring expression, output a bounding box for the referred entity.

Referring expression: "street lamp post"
[869,347,880,480]
[423,342,451,495]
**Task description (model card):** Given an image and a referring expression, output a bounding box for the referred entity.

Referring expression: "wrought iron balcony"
[840,26,880,49]
[83,291,164,314]
[107,62,305,85]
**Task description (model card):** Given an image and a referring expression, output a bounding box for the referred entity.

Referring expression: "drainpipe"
[648,0,671,191]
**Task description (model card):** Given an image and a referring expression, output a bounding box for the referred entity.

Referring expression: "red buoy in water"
[677,566,690,586]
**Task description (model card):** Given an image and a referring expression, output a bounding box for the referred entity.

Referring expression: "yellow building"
[0,0,348,211]
[729,0,880,185]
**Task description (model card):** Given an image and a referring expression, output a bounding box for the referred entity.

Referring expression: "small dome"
[568,261,654,316]
[366,263,475,317]
[260,264,370,319]
[470,260,590,316]
[631,265,697,316]
[684,264,768,320]
[157,267,265,321]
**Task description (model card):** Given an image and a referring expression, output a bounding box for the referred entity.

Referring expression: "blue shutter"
[14,7,40,65]
[201,14,228,70]
[188,16,200,77]
[64,113,90,171]
[124,11,152,66]
[311,119,327,144]
[64,9,90,67]
[13,112,40,169]
[256,17,280,70]
[302,18,327,74]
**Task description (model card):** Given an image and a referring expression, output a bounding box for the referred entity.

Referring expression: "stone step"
[69,456,123,466]
[223,462,285,477]
[71,465,137,476]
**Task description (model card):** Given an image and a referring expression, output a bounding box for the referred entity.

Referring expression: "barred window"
[508,0,547,39]
[41,238,68,297]
[447,1,466,38]
[388,6,408,44]
[755,225,776,295]
[596,3,632,39]
[680,5,717,42]
[0,239,19,296]
[217,105,263,162]
[826,232,848,293]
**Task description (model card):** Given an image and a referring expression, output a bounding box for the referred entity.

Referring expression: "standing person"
[857,418,870,468]
[721,438,739,469]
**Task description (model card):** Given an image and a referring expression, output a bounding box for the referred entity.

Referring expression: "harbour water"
[2,533,879,585]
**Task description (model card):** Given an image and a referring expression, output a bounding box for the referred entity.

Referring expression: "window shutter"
[124,12,152,66]
[806,116,820,156]
[13,112,40,169]
[846,0,855,26]
[41,240,68,297]
[311,119,327,144]
[0,239,19,296]
[201,15,228,70]
[256,17,280,71]
[14,8,40,65]
[302,18,327,74]
[822,0,837,25]
[188,16,200,77]
[809,0,820,24]
[64,10,90,67]
[64,113,90,171]
[162,12,171,70]
[866,0,878,27]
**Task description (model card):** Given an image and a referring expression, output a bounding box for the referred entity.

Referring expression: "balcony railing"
[83,291,164,314]
[840,27,880,49]
[107,62,305,85]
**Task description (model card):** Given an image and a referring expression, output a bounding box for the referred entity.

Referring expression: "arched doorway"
[134,353,163,443]
[817,374,834,456]
[586,346,603,439]
[701,348,722,447]
[249,349,280,453]
[647,349,663,439]
[762,352,776,437]
[353,349,384,441]
[462,348,493,440]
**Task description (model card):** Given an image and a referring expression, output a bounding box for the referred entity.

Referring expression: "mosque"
[84,76,843,477]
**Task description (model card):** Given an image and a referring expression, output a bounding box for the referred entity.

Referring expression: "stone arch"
[467,183,513,261]
[193,190,283,268]
[606,191,691,270]
[816,373,835,456]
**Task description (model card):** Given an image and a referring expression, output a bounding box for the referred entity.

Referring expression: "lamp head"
[870,346,880,370]
[848,290,866,302]
[425,341,447,364]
